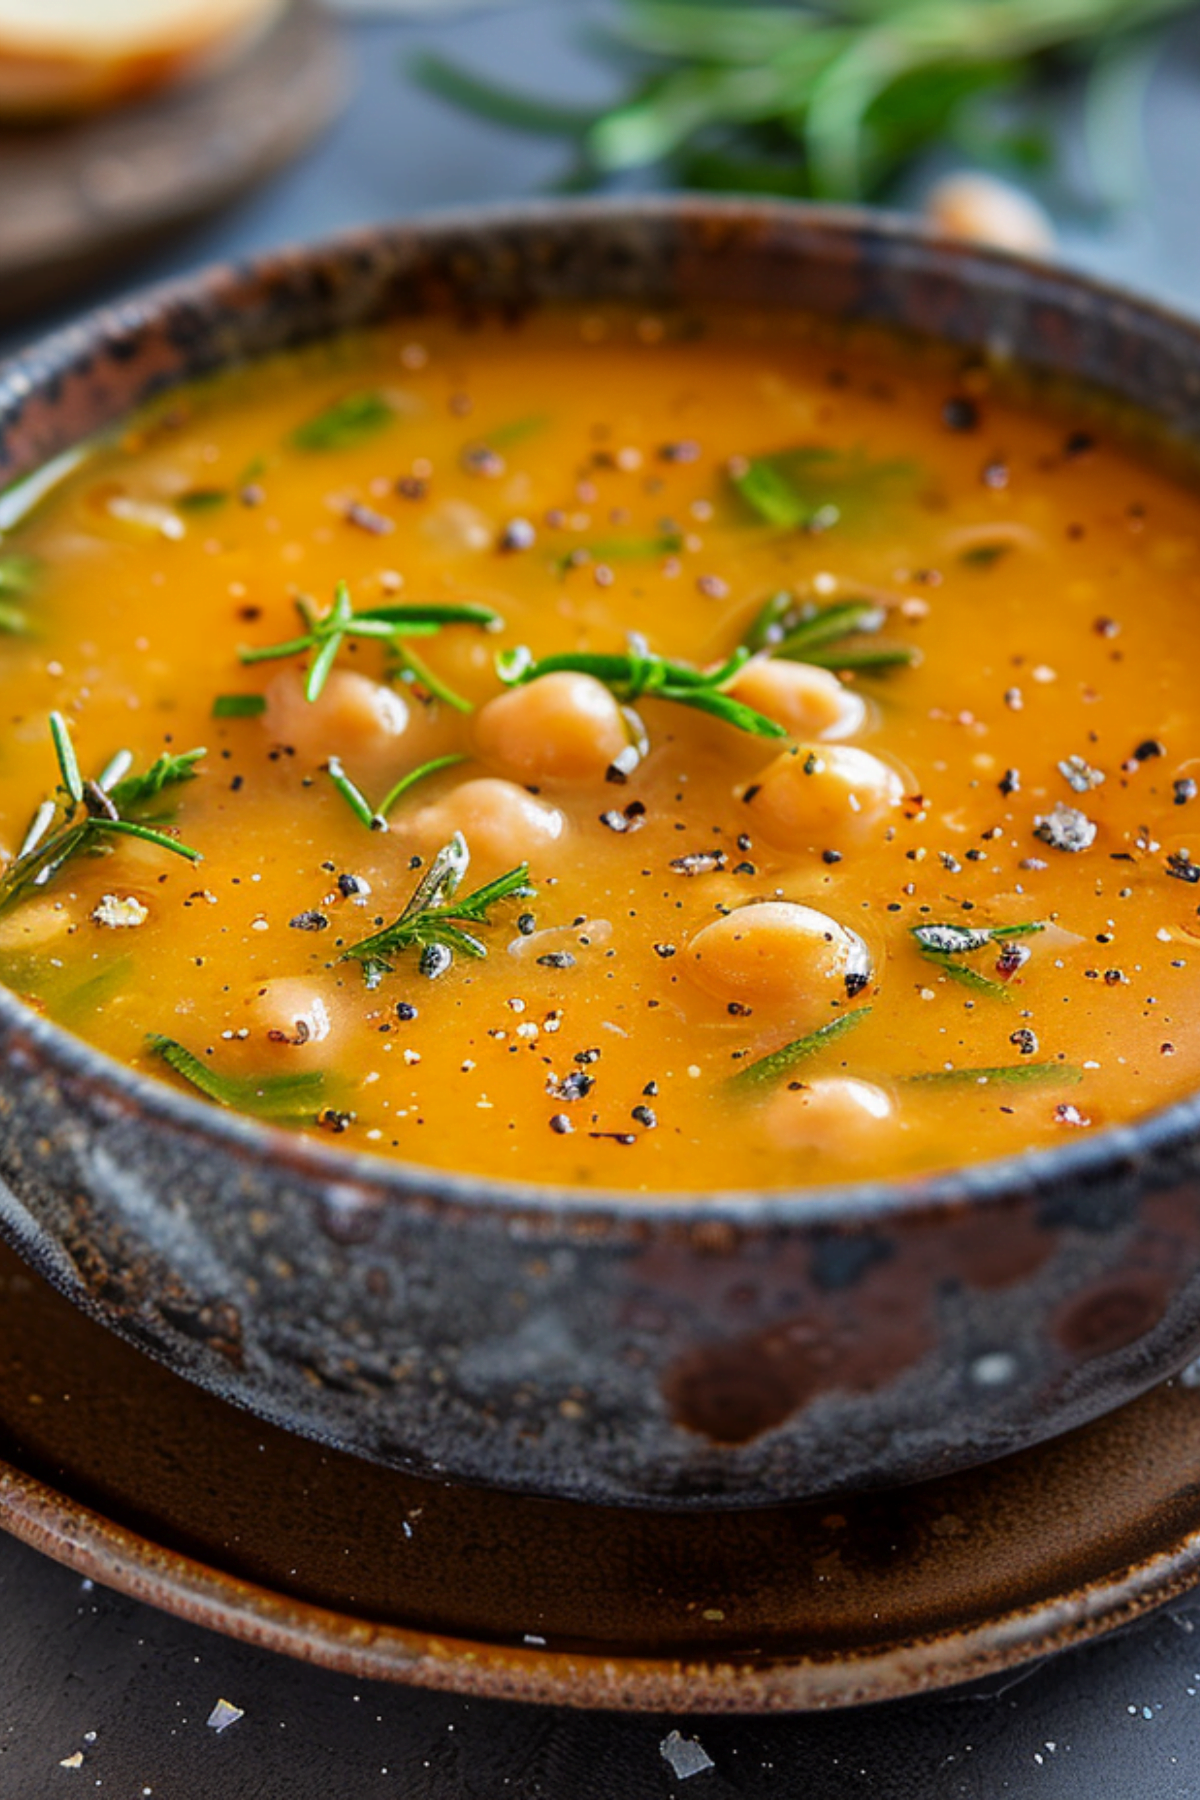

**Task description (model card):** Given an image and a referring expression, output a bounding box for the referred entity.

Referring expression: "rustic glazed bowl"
[2,198,1200,1512]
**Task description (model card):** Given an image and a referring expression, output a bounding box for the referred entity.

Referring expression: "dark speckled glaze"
[4,199,1200,1510]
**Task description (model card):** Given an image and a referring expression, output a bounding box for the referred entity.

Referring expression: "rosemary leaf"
[212,694,267,719]
[559,532,684,568]
[306,630,344,703]
[741,593,915,672]
[290,391,394,453]
[730,446,916,532]
[102,818,201,862]
[919,950,1011,1000]
[49,711,83,804]
[390,643,473,712]
[325,756,381,831]
[729,1005,871,1093]
[176,489,229,513]
[0,553,38,598]
[378,753,468,819]
[799,643,919,670]
[147,1034,327,1119]
[906,1062,1083,1087]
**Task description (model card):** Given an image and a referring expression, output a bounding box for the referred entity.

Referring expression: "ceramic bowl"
[3,198,1200,1508]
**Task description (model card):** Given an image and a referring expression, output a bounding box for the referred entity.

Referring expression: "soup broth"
[0,306,1198,1192]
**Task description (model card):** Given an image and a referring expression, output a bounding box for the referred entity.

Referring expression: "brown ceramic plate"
[3,1233,1200,1711]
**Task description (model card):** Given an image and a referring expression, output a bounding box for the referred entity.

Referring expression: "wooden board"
[0,3,346,328]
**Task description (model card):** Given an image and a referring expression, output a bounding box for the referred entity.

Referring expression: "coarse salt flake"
[206,1699,244,1734]
[91,894,148,929]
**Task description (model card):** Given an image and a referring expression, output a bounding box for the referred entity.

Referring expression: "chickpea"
[745,743,905,852]
[474,672,631,784]
[764,1077,895,1155]
[728,658,865,741]
[687,901,871,1016]
[234,979,339,1059]
[409,776,564,873]
[264,669,408,759]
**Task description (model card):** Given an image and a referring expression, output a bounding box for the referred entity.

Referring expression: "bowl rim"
[3,190,1199,1236]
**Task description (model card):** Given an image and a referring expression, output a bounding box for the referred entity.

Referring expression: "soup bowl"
[2,198,1200,1510]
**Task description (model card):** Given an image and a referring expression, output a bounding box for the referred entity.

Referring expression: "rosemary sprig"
[324,752,468,831]
[912,919,1045,1000]
[147,1034,327,1120]
[239,581,503,704]
[728,1005,871,1092]
[413,0,1192,206]
[0,718,203,914]
[906,1061,1082,1087]
[342,833,534,987]
[496,636,787,739]
[743,593,917,672]
[290,391,394,453]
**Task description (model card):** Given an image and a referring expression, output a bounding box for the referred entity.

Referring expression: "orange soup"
[0,307,1198,1191]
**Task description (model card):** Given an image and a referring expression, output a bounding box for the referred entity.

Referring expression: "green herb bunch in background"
[414,0,1194,208]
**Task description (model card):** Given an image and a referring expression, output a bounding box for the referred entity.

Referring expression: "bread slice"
[0,0,289,118]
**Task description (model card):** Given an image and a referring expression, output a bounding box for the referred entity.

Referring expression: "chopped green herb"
[919,950,1012,1000]
[906,1062,1083,1087]
[176,489,229,513]
[342,833,534,986]
[558,532,684,570]
[0,444,91,533]
[212,693,267,719]
[240,581,502,704]
[147,1034,327,1119]
[0,719,203,915]
[290,390,395,453]
[729,1006,871,1092]
[107,747,205,813]
[730,446,915,533]
[960,542,1012,568]
[0,553,38,598]
[479,412,549,448]
[58,957,132,1024]
[496,636,786,740]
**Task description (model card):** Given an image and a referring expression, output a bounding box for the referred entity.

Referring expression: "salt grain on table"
[659,1729,715,1779]
[206,1698,245,1733]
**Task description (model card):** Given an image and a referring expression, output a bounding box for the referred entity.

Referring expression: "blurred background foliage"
[413,0,1197,216]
